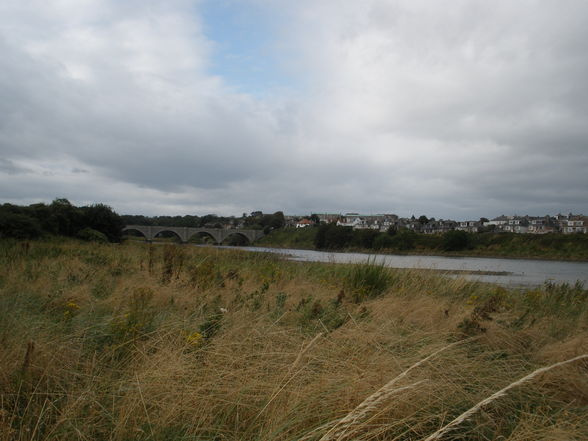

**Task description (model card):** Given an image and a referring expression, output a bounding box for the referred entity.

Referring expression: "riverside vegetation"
[1,239,587,441]
[256,225,588,261]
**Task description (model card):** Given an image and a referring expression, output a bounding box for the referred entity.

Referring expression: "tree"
[0,211,42,239]
[48,198,81,236]
[443,230,469,251]
[270,211,285,229]
[80,204,124,242]
[390,229,417,250]
[352,229,380,249]
[314,224,353,249]
[373,233,395,250]
[310,213,320,224]
[418,215,429,224]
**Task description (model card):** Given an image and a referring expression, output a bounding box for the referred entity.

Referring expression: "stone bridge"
[123,225,265,245]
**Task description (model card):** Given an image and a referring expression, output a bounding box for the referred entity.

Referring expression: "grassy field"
[1,239,587,441]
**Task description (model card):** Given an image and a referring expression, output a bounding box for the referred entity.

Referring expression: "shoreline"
[252,242,588,263]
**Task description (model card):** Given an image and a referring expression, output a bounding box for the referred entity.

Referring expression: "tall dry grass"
[0,239,587,441]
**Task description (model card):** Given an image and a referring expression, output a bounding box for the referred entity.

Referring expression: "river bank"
[254,241,588,262]
[224,246,588,287]
[255,227,588,262]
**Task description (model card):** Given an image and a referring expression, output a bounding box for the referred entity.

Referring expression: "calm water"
[225,246,588,287]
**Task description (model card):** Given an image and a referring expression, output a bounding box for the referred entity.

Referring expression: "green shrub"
[442,230,470,251]
[314,224,354,249]
[352,229,380,249]
[76,227,108,243]
[0,212,42,239]
[373,233,395,250]
[390,229,417,250]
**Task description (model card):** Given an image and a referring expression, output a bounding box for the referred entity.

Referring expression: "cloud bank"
[1,0,587,219]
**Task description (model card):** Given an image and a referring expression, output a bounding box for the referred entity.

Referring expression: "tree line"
[315,224,489,251]
[0,199,124,242]
[314,224,472,251]
[121,211,285,233]
[308,223,587,255]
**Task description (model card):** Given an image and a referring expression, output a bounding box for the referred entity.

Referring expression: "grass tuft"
[345,257,394,302]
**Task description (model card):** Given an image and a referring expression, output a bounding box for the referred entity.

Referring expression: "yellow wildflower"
[66,301,80,310]
[186,332,203,347]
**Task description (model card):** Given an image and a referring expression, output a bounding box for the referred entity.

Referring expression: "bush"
[373,233,395,250]
[352,229,380,249]
[443,230,469,251]
[389,229,417,250]
[77,227,108,243]
[0,212,42,239]
[314,224,354,249]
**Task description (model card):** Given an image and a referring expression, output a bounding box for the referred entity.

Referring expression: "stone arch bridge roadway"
[122,225,264,245]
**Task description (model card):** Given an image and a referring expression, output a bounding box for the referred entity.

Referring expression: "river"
[222,246,588,287]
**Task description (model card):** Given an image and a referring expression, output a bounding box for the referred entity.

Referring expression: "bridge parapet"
[122,225,264,244]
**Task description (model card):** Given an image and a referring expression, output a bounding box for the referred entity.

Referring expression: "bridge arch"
[122,227,148,241]
[221,232,250,246]
[153,229,183,243]
[188,231,218,244]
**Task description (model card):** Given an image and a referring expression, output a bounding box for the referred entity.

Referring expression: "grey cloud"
[1,0,587,218]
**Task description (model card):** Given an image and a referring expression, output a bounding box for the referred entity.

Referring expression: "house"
[483,215,509,228]
[485,215,529,233]
[295,218,314,228]
[422,219,457,234]
[317,213,341,224]
[562,215,588,234]
[527,216,555,234]
[500,216,529,233]
[337,213,363,228]
[456,220,481,233]
[337,213,386,230]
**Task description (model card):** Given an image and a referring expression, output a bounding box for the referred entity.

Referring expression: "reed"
[0,239,587,440]
[422,354,588,441]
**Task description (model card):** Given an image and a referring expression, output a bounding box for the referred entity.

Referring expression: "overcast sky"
[1,0,587,219]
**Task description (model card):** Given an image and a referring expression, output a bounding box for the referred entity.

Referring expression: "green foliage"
[351,229,380,249]
[80,203,125,242]
[76,227,108,243]
[0,199,123,242]
[443,230,470,251]
[389,229,417,250]
[0,211,42,239]
[256,226,316,249]
[345,258,393,302]
[314,224,354,249]
[243,211,286,231]
[373,233,395,250]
